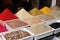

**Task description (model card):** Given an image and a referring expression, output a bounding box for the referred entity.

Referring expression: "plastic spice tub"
[4,19,29,30]
[45,19,60,34]
[1,28,34,40]
[23,17,44,25]
[36,14,56,22]
[27,23,54,40]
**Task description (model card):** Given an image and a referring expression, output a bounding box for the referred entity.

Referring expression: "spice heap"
[40,6,53,14]
[0,24,8,32]
[15,8,32,19]
[0,8,18,21]
[29,8,42,16]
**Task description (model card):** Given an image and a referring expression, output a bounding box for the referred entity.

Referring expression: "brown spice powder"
[5,19,28,28]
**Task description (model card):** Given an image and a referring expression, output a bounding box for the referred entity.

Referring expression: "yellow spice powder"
[40,6,53,14]
[29,8,42,16]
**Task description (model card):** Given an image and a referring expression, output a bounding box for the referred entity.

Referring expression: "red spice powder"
[0,24,8,32]
[0,8,18,21]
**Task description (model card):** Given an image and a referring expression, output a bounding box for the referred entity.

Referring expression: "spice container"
[0,34,6,40]
[36,14,56,22]
[27,23,54,40]
[4,19,29,30]
[49,11,60,19]
[23,17,44,25]
[39,35,59,40]
[54,33,60,40]
[1,28,34,40]
[45,19,60,34]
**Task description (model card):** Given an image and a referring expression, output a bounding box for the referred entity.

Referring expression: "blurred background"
[0,0,59,13]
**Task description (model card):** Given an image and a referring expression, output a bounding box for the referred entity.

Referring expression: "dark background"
[0,0,52,13]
